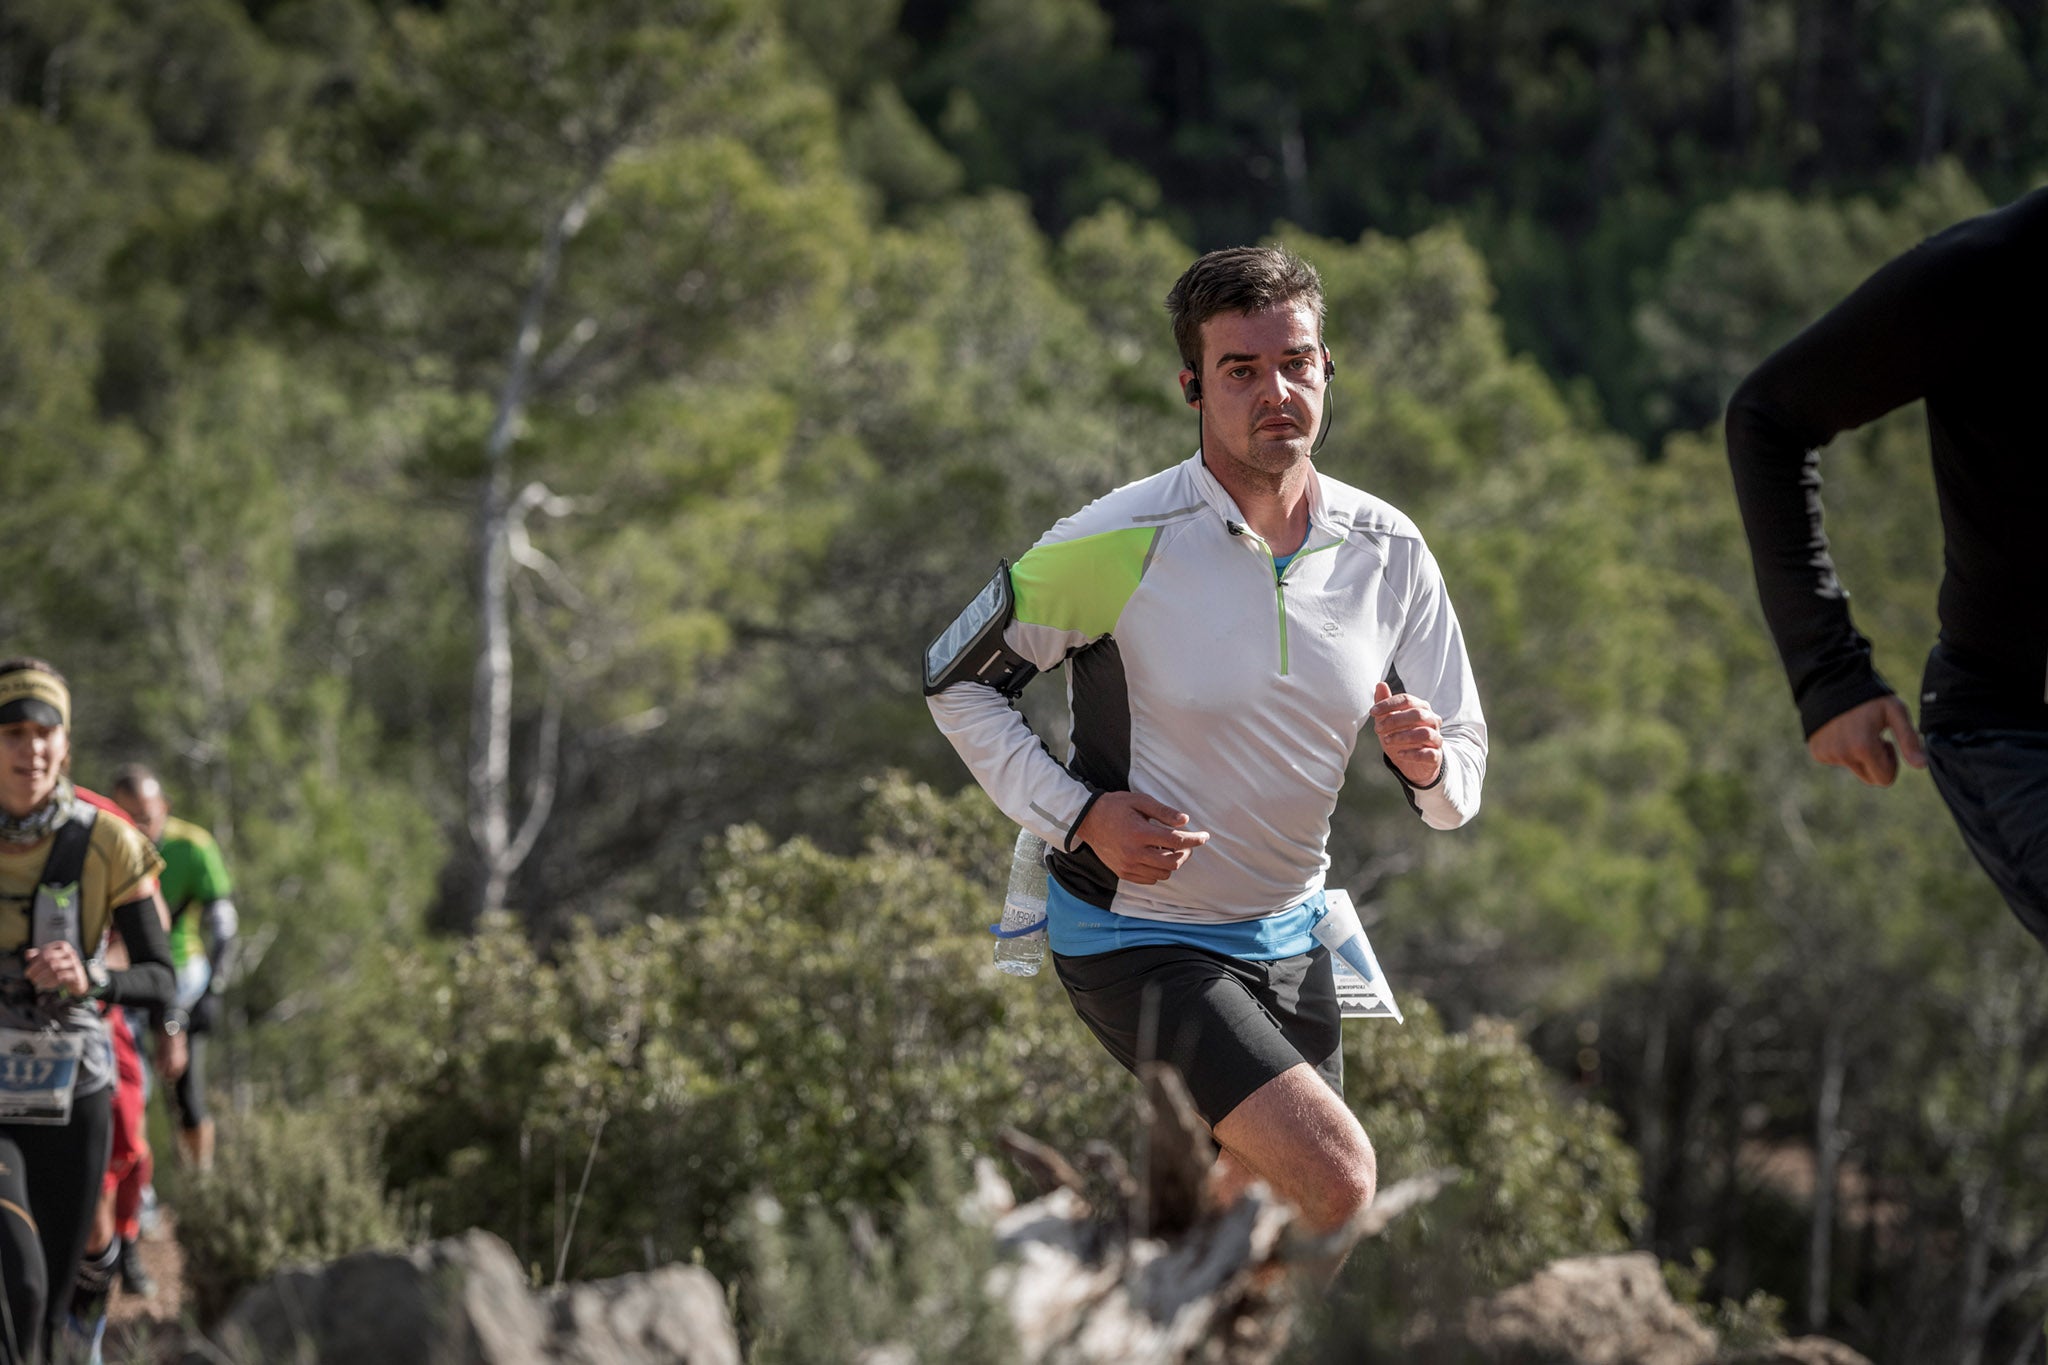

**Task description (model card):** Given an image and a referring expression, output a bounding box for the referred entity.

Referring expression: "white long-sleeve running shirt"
[929,451,1487,925]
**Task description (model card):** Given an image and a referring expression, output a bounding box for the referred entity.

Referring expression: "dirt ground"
[102,1213,192,1364]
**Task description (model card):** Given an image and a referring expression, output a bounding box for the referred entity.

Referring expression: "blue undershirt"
[1046,872,1326,960]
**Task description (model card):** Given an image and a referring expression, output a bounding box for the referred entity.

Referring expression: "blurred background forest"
[3,0,2047,1360]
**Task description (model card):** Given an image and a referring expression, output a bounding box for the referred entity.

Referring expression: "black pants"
[1054,943,1343,1126]
[173,1029,208,1130]
[1925,729,2048,951]
[0,1086,113,1364]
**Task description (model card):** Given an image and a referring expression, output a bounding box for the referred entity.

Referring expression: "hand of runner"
[1370,681,1444,787]
[1807,694,1926,787]
[1076,791,1210,885]
[23,942,90,996]
[158,1028,189,1081]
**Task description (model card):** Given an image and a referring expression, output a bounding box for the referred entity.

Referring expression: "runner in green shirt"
[110,766,237,1172]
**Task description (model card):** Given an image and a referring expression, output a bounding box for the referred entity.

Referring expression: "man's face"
[115,783,169,841]
[1182,301,1327,487]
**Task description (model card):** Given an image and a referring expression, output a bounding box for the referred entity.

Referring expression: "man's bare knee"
[1285,1126,1373,1231]
[1322,1134,1376,1227]
[1213,1064,1376,1233]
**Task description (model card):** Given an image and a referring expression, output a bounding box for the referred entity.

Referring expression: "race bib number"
[1314,889,1405,1022]
[0,1028,85,1125]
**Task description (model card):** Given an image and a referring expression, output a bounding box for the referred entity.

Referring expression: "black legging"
[0,1086,113,1365]
[173,1032,207,1128]
[168,994,214,1129]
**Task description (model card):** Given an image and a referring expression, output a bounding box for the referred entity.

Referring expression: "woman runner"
[0,660,173,1363]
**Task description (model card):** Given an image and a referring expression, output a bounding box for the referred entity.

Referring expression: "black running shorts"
[1052,943,1343,1127]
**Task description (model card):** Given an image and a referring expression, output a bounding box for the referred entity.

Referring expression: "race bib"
[1313,889,1405,1022]
[0,1028,86,1125]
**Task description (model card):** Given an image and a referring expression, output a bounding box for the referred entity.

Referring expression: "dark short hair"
[1165,246,1326,372]
[112,763,160,799]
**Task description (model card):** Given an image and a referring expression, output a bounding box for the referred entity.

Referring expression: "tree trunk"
[1955,1179,1999,1365]
[1638,987,1669,1244]
[1725,0,1754,154]
[467,179,599,920]
[1917,58,1947,167]
[1789,0,1822,183]
[1278,100,1311,231]
[1806,1018,1845,1330]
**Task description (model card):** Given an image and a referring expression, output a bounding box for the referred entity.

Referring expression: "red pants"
[102,1007,152,1242]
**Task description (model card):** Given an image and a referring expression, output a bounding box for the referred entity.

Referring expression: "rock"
[197,1229,739,1365]
[1726,1338,1875,1365]
[987,1086,1459,1365]
[541,1263,740,1365]
[988,1183,1295,1365]
[1458,1252,1716,1365]
[202,1229,548,1365]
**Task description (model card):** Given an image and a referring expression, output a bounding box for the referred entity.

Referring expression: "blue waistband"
[1046,875,1326,960]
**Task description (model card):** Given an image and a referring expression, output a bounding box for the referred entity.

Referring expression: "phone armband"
[923,561,1039,697]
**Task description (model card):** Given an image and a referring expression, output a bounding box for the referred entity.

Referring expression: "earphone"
[1184,350,1337,453]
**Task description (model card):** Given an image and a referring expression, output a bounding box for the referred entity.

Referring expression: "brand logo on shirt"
[1320,620,1341,640]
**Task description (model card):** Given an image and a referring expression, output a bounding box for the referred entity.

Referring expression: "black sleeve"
[1723,232,1977,737]
[106,898,175,1010]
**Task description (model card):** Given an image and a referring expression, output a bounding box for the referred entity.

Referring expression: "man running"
[1724,186,2048,948]
[926,246,1488,1251]
[109,766,237,1170]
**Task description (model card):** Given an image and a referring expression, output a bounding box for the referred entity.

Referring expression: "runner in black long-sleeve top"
[1724,185,2048,947]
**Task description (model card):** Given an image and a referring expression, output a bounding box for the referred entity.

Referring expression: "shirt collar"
[1185,450,1338,543]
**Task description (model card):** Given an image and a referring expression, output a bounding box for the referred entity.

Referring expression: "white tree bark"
[467,177,602,920]
[1806,1017,1845,1330]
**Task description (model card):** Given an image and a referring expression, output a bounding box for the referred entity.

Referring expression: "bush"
[358,775,1133,1285]
[741,1155,1019,1365]
[175,1103,414,1324]
[1286,1004,1644,1361]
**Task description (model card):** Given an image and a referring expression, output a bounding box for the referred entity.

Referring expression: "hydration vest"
[29,802,98,955]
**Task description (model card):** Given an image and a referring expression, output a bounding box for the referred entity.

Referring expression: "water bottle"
[993,829,1049,976]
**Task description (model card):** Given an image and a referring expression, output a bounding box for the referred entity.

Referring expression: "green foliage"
[1636,163,1993,431]
[741,1159,1019,1365]
[1664,1251,1787,1355]
[1281,1003,1643,1362]
[1351,1006,1643,1289]
[6,3,2047,1353]
[312,777,1129,1282]
[175,1103,415,1325]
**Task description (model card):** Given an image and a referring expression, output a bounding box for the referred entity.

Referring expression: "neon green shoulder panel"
[1011,526,1156,635]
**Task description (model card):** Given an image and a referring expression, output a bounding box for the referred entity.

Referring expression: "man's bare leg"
[1207,1149,1259,1208]
[1211,1062,1375,1255]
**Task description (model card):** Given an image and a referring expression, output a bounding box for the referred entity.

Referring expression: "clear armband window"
[923,561,1039,697]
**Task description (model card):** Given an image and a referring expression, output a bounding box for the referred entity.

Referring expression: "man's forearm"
[927,683,1097,849]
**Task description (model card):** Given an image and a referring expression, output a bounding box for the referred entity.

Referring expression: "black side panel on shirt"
[1047,636,1130,909]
